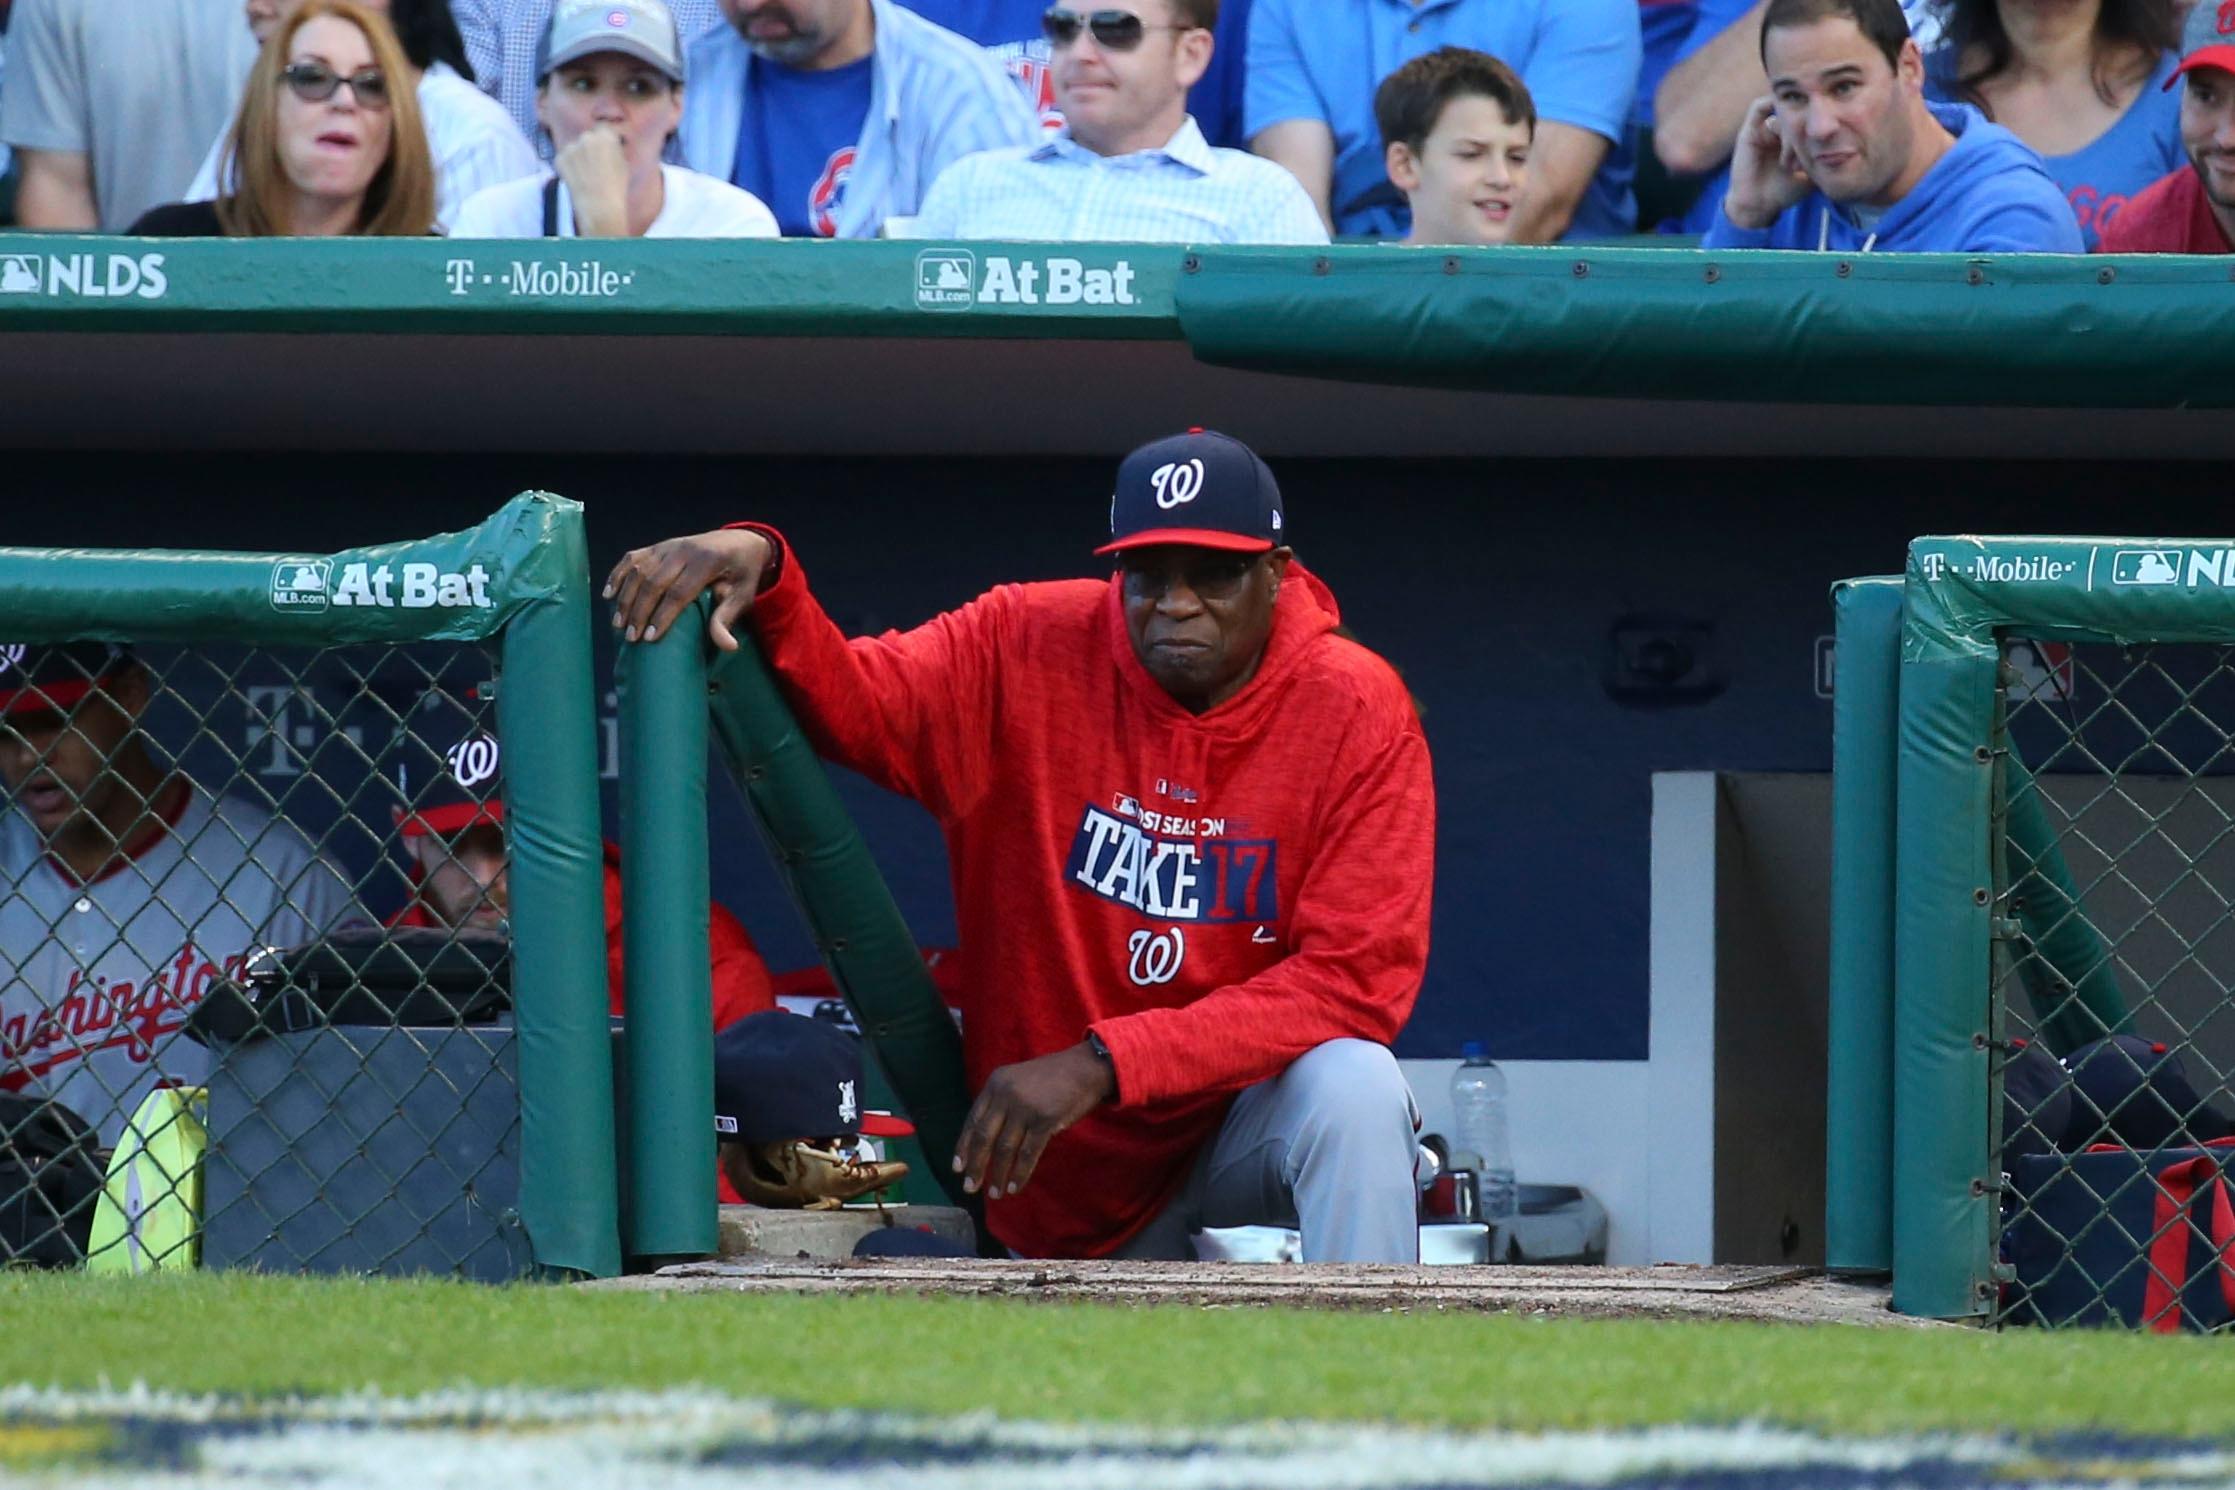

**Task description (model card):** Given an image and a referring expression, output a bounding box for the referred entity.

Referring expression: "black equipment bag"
[0,1093,104,1267]
[185,926,512,1048]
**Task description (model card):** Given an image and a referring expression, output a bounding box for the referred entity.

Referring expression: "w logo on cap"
[446,735,501,789]
[0,645,23,674]
[1150,458,1206,509]
[2219,0,2234,35]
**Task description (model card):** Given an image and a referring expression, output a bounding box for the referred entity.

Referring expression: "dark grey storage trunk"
[201,1021,533,1281]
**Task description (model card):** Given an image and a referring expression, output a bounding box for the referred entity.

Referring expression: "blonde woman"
[131,0,437,235]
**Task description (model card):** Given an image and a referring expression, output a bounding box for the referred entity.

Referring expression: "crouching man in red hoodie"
[607,430,1433,1262]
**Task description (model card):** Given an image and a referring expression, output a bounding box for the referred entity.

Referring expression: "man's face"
[2183,66,2235,209]
[0,677,145,840]
[538,55,683,172]
[410,823,510,929]
[1050,1,1209,150]
[1388,95,1533,245]
[719,0,858,65]
[1765,19,1920,206]
[1119,545,1291,713]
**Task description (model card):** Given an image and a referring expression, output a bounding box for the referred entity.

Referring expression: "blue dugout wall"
[17,452,2222,1064]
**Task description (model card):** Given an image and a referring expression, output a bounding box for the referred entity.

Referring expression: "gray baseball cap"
[535,0,687,84]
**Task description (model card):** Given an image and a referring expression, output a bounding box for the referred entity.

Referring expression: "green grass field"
[4,1273,2231,1439]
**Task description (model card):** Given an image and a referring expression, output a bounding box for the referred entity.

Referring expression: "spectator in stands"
[1378,47,1535,246]
[0,0,257,230]
[2099,0,2235,249]
[131,0,438,235]
[900,0,1255,145]
[1245,0,1639,242]
[456,0,718,148]
[1652,0,1941,229]
[1704,0,2084,250]
[909,1,1324,243]
[183,0,536,232]
[384,693,775,1029]
[679,0,1041,236]
[1925,0,2182,247]
[0,644,362,1146]
[450,0,777,235]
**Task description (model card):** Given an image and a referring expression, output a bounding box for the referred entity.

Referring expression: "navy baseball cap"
[1095,429,1287,557]
[2067,1034,2232,1149]
[0,642,135,718]
[389,685,504,839]
[713,1010,914,1143]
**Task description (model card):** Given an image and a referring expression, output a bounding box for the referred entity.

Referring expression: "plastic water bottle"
[1451,1042,1515,1222]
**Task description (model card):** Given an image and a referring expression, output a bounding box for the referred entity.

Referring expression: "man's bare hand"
[951,1042,1115,1198]
[1722,94,1812,230]
[604,528,773,650]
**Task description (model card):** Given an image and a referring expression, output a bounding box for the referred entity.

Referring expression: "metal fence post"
[616,602,717,1263]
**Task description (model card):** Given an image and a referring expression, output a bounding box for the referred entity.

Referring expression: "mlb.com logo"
[2111,549,2182,586]
[914,249,976,311]
[270,559,333,612]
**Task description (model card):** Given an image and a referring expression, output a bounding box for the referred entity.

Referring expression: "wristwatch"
[1084,1029,1114,1067]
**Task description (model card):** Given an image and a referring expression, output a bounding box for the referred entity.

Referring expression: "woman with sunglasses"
[130,0,437,235]
[180,0,537,232]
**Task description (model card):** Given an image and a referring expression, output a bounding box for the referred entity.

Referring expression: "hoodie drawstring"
[1820,206,1879,253]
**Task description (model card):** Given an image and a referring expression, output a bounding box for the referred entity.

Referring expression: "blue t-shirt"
[1244,0,1642,240]
[730,52,876,237]
[897,0,1256,147]
[1636,0,1700,128]
[1924,48,2182,249]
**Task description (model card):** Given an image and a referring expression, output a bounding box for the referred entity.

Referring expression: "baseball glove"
[726,1139,909,1211]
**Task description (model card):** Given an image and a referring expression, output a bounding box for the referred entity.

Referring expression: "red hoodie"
[743,528,1435,1258]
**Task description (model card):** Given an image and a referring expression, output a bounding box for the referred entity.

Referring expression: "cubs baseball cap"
[2168,0,2235,87]
[713,1010,915,1143]
[536,0,686,84]
[1095,428,1287,557]
[0,642,135,718]
[389,685,504,838]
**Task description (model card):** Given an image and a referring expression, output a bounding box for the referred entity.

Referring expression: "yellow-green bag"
[84,1086,208,1273]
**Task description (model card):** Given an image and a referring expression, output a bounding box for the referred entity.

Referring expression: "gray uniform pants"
[1106,1038,1421,1264]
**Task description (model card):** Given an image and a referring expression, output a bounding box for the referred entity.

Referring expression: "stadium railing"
[0,496,619,1280]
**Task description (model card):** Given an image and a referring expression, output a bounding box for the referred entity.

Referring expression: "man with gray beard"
[677,0,1037,236]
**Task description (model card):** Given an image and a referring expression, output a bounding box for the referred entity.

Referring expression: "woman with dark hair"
[181,0,535,230]
[1926,0,2184,245]
[131,0,438,235]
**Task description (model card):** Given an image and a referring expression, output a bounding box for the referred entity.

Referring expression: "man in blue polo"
[911,0,1325,243]
[680,0,1038,237]
[1244,0,1640,242]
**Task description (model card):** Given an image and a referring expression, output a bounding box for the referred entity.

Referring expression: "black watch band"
[1084,1029,1114,1067]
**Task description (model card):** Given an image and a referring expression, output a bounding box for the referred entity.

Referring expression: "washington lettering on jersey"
[1064,803,1276,924]
[0,947,249,1087]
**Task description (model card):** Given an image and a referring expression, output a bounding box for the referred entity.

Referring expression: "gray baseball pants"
[1106,1038,1421,1264]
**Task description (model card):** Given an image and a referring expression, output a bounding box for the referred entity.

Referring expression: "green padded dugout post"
[490,499,624,1280]
[2002,749,2130,1054]
[1827,576,1903,1276]
[615,611,718,1262]
[705,633,978,1218]
[0,495,622,1280]
[1893,544,2001,1320]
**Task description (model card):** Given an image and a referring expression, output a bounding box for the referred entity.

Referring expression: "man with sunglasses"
[1246,0,1640,242]
[910,1,1324,242]
[606,430,1432,1264]
[678,0,1037,236]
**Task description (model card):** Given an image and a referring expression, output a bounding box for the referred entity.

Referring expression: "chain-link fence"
[1994,637,2235,1331]
[0,498,621,1280]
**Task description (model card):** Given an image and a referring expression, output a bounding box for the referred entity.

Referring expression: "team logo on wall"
[446,734,501,789]
[2111,549,2181,586]
[1127,928,1184,987]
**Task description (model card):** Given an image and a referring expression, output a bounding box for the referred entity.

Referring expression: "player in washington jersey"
[608,430,1433,1263]
[0,643,361,1145]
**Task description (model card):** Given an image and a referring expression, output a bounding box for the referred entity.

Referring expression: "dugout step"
[717,1203,976,1261]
